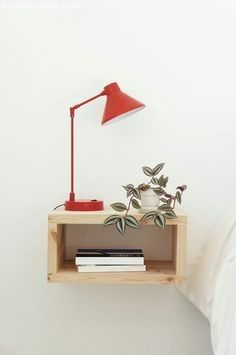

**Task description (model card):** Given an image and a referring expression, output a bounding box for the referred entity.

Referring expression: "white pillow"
[182,205,236,320]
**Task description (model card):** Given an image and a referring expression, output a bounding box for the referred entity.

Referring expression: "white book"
[75,256,144,266]
[77,265,146,273]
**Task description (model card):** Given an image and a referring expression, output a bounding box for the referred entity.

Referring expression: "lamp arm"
[69,91,105,118]
[68,90,106,202]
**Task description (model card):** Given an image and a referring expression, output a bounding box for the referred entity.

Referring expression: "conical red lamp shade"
[101,82,144,124]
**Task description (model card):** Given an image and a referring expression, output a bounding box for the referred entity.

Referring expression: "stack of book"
[75,248,146,273]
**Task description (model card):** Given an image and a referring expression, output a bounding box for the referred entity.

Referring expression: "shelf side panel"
[172,224,187,276]
[48,223,65,277]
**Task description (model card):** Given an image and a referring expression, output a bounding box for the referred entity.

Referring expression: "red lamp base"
[65,199,104,211]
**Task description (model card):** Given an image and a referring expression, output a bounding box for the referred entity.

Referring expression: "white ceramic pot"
[140,188,160,211]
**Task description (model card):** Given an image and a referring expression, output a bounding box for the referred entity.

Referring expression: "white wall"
[1,1,235,354]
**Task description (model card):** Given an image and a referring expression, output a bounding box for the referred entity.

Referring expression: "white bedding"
[211,248,236,355]
[183,205,236,355]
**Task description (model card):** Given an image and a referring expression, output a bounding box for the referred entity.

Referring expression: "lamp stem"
[69,115,75,201]
[68,91,105,202]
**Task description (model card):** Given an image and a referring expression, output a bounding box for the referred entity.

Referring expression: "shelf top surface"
[48,208,187,225]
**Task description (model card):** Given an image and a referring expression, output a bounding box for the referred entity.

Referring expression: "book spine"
[76,253,143,257]
[77,265,146,273]
[77,249,142,253]
[75,256,144,266]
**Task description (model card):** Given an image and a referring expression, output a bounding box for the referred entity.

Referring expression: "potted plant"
[104,162,187,234]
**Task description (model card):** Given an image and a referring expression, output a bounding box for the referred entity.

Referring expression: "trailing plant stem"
[125,196,133,217]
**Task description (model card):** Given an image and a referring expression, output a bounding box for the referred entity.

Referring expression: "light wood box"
[48,209,187,284]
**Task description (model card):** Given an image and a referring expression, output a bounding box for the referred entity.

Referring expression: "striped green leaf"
[127,189,134,197]
[104,215,120,226]
[160,198,168,203]
[142,166,153,176]
[164,210,177,219]
[158,174,165,187]
[133,188,141,199]
[163,176,169,187]
[158,175,169,188]
[151,177,159,185]
[159,204,172,211]
[138,183,150,191]
[153,163,164,176]
[132,199,141,209]
[111,203,127,212]
[176,191,182,204]
[125,215,140,229]
[154,214,166,229]
[141,211,157,222]
[116,217,126,234]
[123,184,134,191]
[177,185,187,192]
[153,187,165,196]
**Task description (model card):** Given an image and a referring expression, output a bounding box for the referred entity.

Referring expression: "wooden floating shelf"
[48,209,187,284]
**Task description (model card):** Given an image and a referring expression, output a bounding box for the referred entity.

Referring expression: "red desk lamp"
[65,82,145,211]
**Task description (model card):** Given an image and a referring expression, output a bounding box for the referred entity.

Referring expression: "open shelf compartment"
[48,210,187,284]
